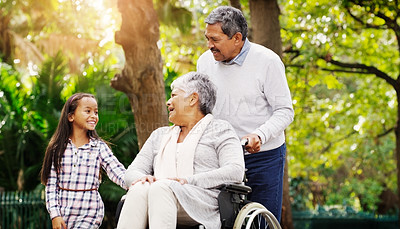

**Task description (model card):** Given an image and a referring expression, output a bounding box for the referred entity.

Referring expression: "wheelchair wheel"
[232,202,281,229]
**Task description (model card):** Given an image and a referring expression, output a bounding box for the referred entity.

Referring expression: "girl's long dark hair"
[40,93,100,184]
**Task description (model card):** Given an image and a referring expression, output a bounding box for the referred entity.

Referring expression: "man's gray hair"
[171,72,217,115]
[205,6,248,40]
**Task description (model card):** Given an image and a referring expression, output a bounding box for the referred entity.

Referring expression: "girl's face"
[68,97,98,131]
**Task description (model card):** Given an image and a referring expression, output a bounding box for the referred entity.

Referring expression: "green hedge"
[293,207,398,229]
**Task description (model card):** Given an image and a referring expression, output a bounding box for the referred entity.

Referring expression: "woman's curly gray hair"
[171,72,217,115]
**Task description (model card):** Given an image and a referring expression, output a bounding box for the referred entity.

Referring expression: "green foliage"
[281,0,398,212]
[290,177,313,211]
[164,66,179,100]
[156,0,193,34]
[1,0,59,39]
[0,61,47,190]
[326,178,384,212]
[159,0,229,74]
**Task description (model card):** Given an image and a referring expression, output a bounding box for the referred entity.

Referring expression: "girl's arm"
[45,164,62,220]
[99,142,127,189]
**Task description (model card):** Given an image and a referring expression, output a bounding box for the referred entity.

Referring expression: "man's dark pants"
[244,143,286,223]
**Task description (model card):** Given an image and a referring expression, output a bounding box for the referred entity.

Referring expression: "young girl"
[40,93,127,229]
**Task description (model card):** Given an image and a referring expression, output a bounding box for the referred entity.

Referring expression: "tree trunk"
[250,0,282,56]
[249,0,294,228]
[111,0,168,149]
[0,15,13,64]
[396,92,400,222]
[229,0,242,11]
[281,157,293,229]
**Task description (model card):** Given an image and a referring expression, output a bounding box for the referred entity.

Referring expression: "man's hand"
[242,134,261,153]
[52,216,67,229]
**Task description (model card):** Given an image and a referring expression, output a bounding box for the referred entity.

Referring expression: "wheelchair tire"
[232,202,281,229]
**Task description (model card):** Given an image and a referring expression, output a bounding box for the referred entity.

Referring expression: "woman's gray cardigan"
[125,118,245,229]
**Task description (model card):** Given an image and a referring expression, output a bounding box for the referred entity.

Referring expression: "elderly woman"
[117,72,245,229]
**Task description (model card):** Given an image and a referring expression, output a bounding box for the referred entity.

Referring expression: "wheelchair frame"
[115,183,281,229]
[218,183,281,229]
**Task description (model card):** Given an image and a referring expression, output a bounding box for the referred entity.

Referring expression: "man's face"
[205,23,241,62]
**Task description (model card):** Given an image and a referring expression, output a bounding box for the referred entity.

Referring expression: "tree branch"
[377,127,395,138]
[110,73,133,94]
[345,7,384,29]
[283,45,301,62]
[320,130,357,154]
[375,11,400,32]
[375,11,400,56]
[323,54,398,90]
[345,2,400,58]
[320,68,371,74]
[286,64,305,69]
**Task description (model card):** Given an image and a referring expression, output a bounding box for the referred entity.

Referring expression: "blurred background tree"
[281,0,398,215]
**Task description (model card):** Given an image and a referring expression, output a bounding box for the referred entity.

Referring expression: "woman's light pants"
[117,179,197,229]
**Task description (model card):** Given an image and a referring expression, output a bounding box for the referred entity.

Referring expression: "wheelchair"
[114,182,281,229]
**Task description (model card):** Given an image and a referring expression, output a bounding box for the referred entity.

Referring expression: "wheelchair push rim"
[232,202,281,229]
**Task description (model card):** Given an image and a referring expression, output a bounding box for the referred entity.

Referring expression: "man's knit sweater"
[197,41,294,152]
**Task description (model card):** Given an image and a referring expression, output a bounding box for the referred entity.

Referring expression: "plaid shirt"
[45,138,126,228]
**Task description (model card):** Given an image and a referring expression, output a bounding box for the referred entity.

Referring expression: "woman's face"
[166,88,191,125]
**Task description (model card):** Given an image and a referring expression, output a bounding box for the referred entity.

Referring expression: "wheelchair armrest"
[115,194,127,224]
[221,183,252,194]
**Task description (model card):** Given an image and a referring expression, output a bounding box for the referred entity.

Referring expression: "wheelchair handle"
[241,138,248,146]
[241,138,248,152]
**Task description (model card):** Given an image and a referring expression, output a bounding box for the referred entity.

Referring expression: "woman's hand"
[169,177,188,185]
[132,175,157,185]
[52,216,67,229]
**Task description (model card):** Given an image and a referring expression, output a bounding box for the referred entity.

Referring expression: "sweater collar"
[221,38,251,66]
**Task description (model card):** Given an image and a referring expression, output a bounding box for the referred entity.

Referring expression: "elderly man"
[197,6,294,223]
